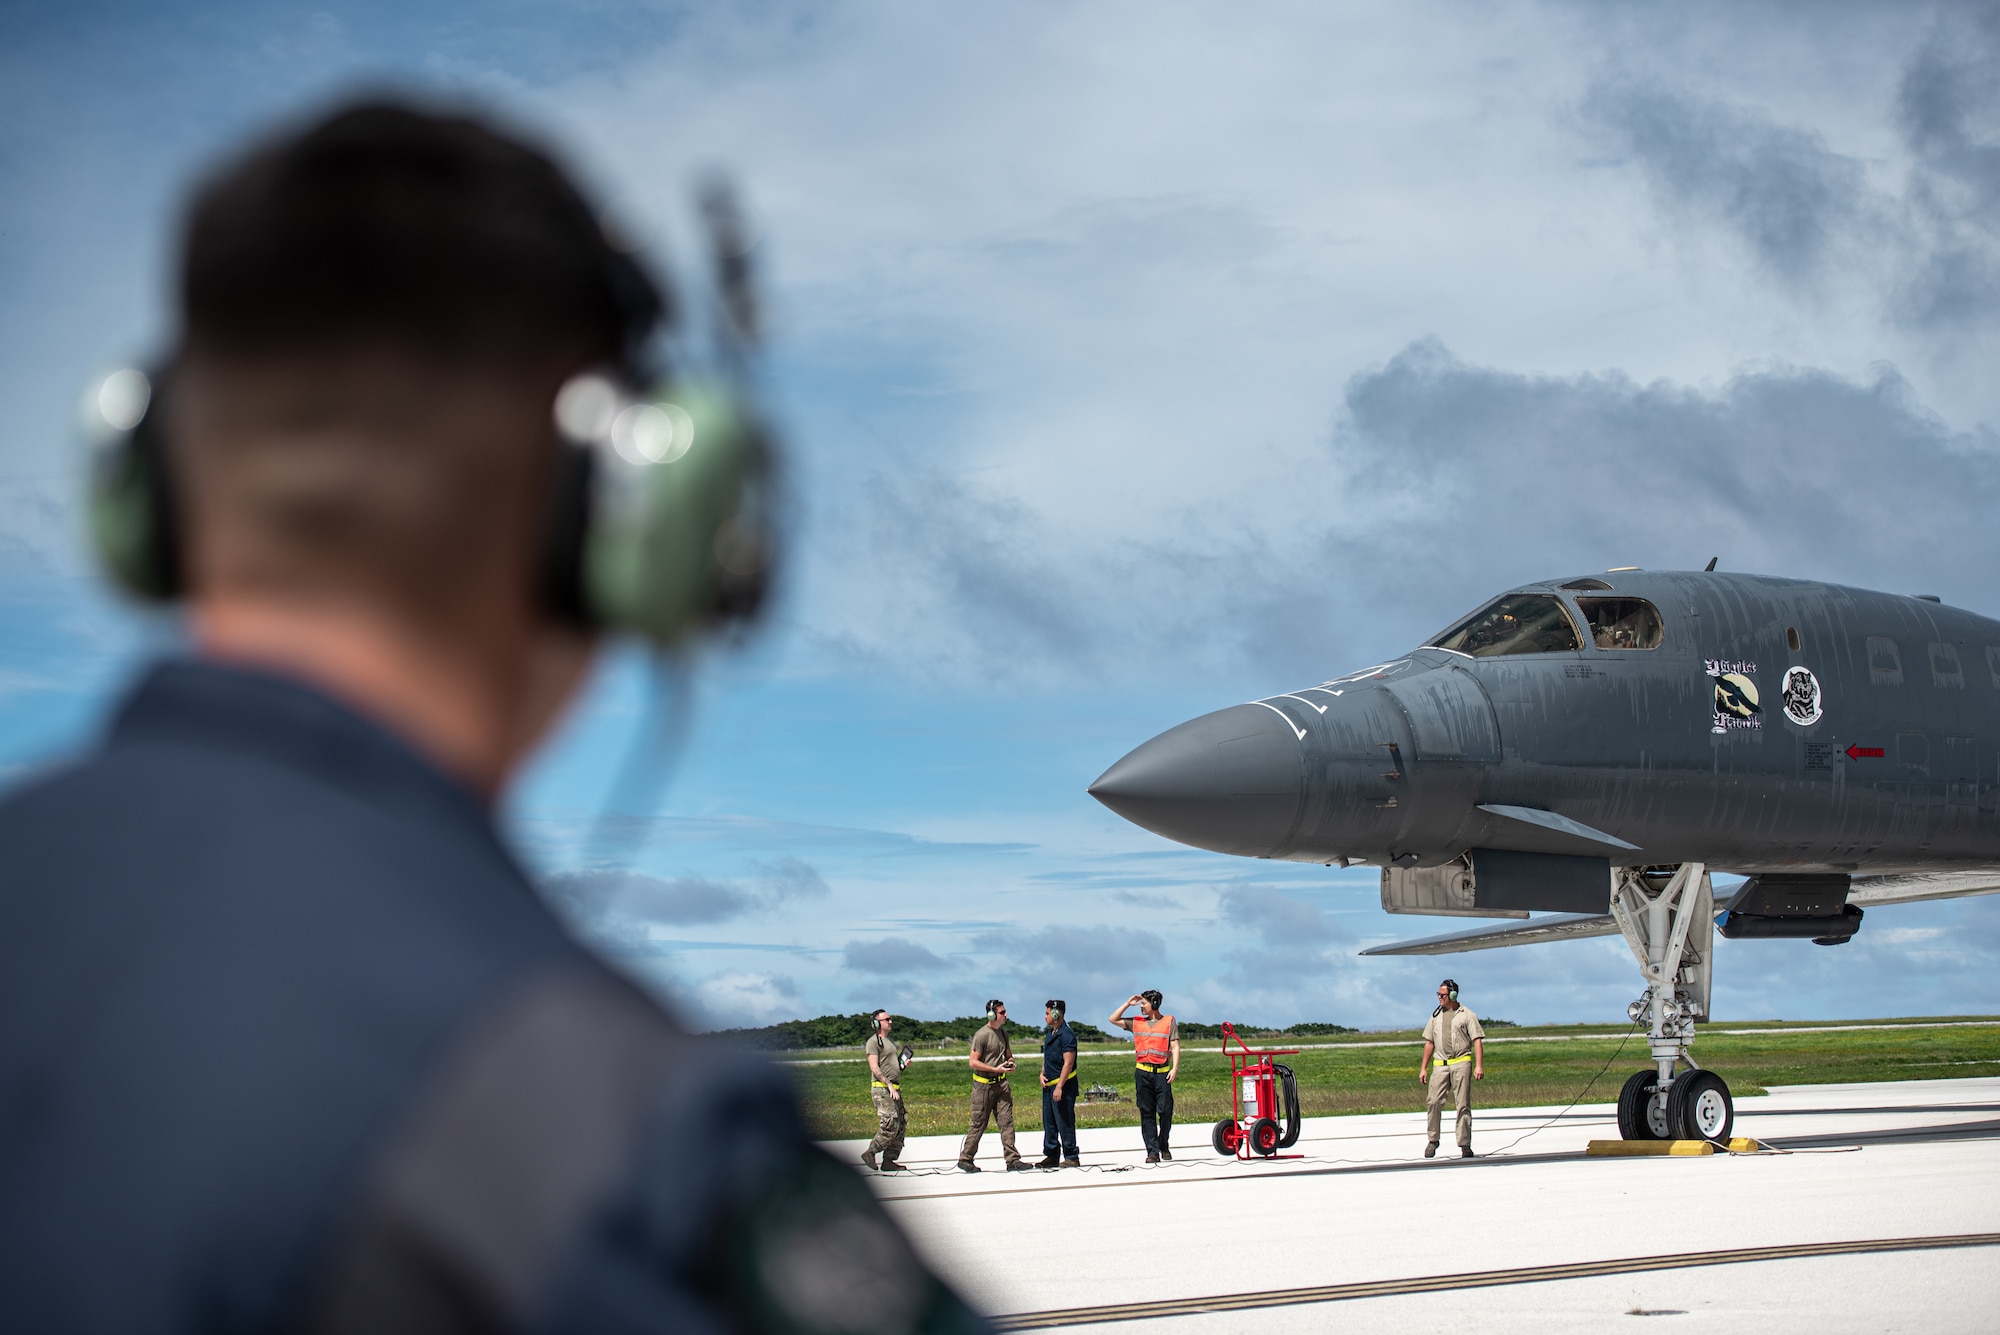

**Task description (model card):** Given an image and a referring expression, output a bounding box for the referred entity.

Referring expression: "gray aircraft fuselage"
[1090,570,2000,878]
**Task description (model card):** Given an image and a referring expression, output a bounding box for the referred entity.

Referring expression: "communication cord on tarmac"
[883,1020,1701,1180]
[1474,1021,1641,1159]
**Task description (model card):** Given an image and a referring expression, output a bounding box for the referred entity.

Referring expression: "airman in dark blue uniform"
[0,100,983,1335]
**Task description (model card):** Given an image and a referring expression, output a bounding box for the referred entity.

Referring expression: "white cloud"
[1873,927,1950,945]
[509,2,2000,692]
[6,3,2000,1030]
[679,970,804,1030]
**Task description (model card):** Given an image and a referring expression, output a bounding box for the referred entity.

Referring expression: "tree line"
[709,1012,1360,1051]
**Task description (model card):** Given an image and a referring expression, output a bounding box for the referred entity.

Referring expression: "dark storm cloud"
[1897,9,2000,206]
[842,936,951,974]
[1584,10,2000,334]
[1580,82,1867,288]
[835,336,2000,690]
[1893,8,2000,330]
[1049,335,2000,689]
[1330,337,2000,605]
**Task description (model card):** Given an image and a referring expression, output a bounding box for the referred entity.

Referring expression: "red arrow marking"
[1845,745,1885,759]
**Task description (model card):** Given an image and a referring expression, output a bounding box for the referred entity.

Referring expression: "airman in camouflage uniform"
[863,1008,909,1171]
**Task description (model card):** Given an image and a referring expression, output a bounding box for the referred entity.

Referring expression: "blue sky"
[3,1,1999,1030]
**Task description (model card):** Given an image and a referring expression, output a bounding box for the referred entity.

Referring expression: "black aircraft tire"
[1669,1071,1733,1144]
[1212,1118,1238,1157]
[1249,1117,1281,1157]
[1617,1069,1664,1140]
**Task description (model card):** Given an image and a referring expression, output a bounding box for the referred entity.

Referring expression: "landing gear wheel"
[1617,1070,1668,1140]
[1669,1071,1733,1144]
[1212,1118,1240,1157]
[1248,1116,1281,1157]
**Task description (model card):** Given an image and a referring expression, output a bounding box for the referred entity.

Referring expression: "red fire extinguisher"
[1210,1021,1303,1160]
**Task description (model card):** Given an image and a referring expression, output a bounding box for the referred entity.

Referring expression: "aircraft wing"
[1361,870,2000,956]
[1359,912,1618,956]
[1844,870,2000,907]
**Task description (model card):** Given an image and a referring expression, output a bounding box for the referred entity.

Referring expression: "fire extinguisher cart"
[1210,1021,1304,1160]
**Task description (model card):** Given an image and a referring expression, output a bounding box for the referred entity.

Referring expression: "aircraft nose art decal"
[1707,658,1762,733]
[1781,665,1824,726]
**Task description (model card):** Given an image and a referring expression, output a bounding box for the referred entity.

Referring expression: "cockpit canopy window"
[1576,597,1664,650]
[1431,594,1581,657]
[1560,578,1614,591]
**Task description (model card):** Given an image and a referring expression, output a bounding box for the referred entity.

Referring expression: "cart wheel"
[1249,1116,1281,1157]
[1212,1118,1239,1156]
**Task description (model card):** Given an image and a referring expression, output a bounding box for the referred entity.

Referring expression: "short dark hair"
[1140,989,1163,1010]
[179,99,665,370]
[1045,999,1065,1015]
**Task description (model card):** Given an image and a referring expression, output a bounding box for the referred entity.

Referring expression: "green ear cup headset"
[544,368,774,645]
[83,367,181,603]
[79,219,778,651]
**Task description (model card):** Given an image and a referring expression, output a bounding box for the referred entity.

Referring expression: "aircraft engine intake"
[1382,849,1614,917]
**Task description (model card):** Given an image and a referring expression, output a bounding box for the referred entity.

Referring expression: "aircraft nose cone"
[1089,704,1304,857]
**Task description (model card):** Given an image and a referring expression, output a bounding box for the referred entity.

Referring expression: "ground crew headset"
[80,190,776,651]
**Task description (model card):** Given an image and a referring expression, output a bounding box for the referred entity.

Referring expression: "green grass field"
[779,1017,2000,1141]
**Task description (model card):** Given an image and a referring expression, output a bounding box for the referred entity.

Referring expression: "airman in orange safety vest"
[1108,989,1180,1162]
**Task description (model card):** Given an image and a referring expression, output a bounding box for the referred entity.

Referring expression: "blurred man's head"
[1139,989,1163,1017]
[162,101,666,790]
[170,101,661,622]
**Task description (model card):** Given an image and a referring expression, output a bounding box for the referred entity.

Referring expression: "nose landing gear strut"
[1611,862,1732,1143]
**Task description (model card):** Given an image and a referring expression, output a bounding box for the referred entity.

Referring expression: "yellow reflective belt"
[973,1073,1007,1084]
[1137,1061,1170,1071]
[1434,1054,1473,1068]
[871,1080,895,1088]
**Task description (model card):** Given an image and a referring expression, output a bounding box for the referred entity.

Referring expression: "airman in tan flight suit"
[1420,978,1485,1158]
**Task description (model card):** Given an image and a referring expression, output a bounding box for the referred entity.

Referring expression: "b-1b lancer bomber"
[1090,568,2000,1145]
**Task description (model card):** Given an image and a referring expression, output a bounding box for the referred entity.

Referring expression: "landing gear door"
[1682,874,1714,1024]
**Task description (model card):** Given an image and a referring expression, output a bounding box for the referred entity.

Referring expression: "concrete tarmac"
[833,1077,2000,1332]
